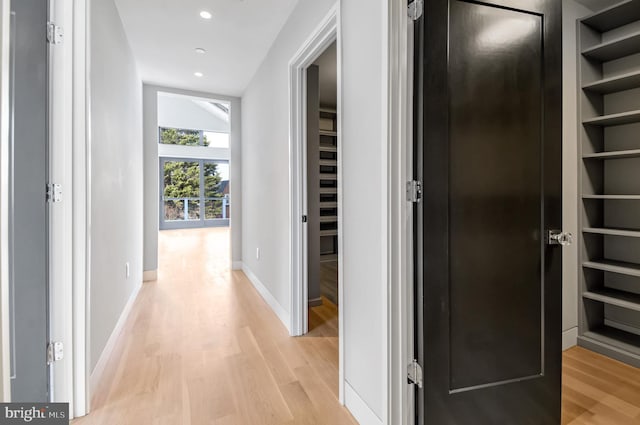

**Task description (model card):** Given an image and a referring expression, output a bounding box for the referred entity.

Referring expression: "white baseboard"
[241,263,290,333]
[344,381,383,425]
[232,261,243,270]
[90,281,142,394]
[563,327,578,351]
[143,270,157,281]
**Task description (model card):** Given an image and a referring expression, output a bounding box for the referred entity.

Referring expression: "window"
[160,158,230,229]
[159,127,230,149]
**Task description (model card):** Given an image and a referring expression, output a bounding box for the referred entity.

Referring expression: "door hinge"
[408,0,424,21]
[407,359,423,388]
[47,342,63,365]
[47,23,63,45]
[46,183,62,203]
[407,180,422,203]
[302,215,308,223]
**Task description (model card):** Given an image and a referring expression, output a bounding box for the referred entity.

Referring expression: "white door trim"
[48,0,77,410]
[288,3,342,400]
[0,0,12,402]
[386,0,413,423]
[71,0,90,416]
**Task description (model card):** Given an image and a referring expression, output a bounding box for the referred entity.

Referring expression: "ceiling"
[113,0,299,97]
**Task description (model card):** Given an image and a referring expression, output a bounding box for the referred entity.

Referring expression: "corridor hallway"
[75,228,356,425]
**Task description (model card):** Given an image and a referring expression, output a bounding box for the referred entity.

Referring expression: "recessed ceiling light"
[195,48,206,54]
[194,72,204,77]
[199,10,212,19]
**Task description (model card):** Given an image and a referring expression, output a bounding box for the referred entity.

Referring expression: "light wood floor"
[73,227,640,425]
[319,261,338,305]
[74,227,356,425]
[562,346,640,424]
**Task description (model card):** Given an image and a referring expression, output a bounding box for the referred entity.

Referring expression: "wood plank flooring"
[73,227,640,424]
[319,261,338,305]
[74,228,356,425]
[562,346,640,425]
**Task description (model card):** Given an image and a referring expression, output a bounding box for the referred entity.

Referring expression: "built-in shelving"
[582,110,640,127]
[578,0,640,368]
[319,130,338,137]
[583,70,640,94]
[319,159,337,166]
[318,108,338,262]
[581,327,640,360]
[582,0,640,31]
[583,227,640,237]
[582,31,640,62]
[583,259,640,277]
[583,149,640,159]
[583,194,640,199]
[320,173,337,180]
[320,229,338,237]
[584,288,640,312]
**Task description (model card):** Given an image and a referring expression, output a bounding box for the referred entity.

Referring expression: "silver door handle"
[547,230,572,246]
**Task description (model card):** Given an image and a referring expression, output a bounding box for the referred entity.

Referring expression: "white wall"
[157,94,230,133]
[0,0,11,401]
[143,85,242,273]
[89,0,143,372]
[241,0,336,316]
[562,0,593,350]
[242,0,388,422]
[341,0,387,422]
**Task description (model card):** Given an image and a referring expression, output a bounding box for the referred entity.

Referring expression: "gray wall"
[306,66,321,302]
[143,85,242,273]
[562,0,593,350]
[89,0,143,372]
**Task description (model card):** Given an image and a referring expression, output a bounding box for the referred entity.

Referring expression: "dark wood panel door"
[414,0,562,423]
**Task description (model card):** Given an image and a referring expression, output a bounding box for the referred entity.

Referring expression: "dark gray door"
[9,0,50,401]
[414,0,562,423]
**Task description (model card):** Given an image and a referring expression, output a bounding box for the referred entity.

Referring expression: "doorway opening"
[289,4,341,399]
[157,92,231,233]
[306,42,339,335]
[155,91,233,276]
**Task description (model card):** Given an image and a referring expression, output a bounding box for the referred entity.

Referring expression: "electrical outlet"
[125,262,130,278]
[256,248,260,260]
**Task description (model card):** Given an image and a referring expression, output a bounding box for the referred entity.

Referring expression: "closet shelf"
[582,0,640,32]
[581,326,640,357]
[320,173,337,181]
[583,227,640,237]
[583,70,640,94]
[583,259,640,277]
[320,216,338,223]
[319,159,337,166]
[583,149,640,159]
[583,110,640,127]
[584,288,640,312]
[319,130,338,137]
[583,194,640,200]
[582,31,640,62]
[319,187,338,195]
[319,145,338,153]
[320,201,338,208]
[320,229,338,237]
